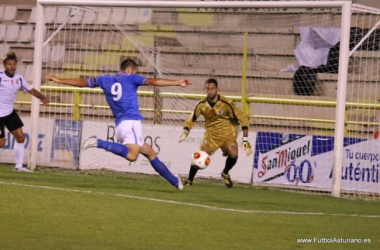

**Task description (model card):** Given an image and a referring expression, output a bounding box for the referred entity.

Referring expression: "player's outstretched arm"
[179,113,194,143]
[29,88,49,106]
[145,78,191,87]
[46,74,88,87]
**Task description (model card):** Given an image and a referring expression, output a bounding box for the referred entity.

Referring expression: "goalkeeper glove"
[242,137,252,156]
[179,128,190,143]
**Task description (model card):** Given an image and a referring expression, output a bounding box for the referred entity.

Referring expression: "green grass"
[0,164,379,250]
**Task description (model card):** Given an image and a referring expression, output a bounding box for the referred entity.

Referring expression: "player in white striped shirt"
[0,52,49,172]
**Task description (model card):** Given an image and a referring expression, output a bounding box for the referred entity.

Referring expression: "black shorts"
[0,110,24,139]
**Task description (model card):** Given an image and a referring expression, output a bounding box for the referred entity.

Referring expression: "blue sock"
[97,139,129,158]
[151,157,179,187]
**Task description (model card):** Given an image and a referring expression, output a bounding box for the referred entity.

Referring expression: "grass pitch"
[0,164,379,250]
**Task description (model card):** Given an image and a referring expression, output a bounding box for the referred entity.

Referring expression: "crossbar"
[38,0,346,8]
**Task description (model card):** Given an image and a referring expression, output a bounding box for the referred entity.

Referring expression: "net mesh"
[2,3,379,199]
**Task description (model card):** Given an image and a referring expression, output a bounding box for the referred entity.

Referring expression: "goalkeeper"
[179,78,252,188]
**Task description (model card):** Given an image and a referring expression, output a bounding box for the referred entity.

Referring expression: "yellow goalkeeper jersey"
[183,95,249,139]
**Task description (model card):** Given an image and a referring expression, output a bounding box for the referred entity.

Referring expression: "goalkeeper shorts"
[199,133,237,156]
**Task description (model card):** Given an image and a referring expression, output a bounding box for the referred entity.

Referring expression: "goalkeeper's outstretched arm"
[230,101,250,134]
[179,101,203,142]
[46,75,88,87]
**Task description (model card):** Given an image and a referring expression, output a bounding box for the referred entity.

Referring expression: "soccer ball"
[191,151,210,170]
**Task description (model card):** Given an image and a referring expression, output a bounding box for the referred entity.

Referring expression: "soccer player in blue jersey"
[46,59,191,190]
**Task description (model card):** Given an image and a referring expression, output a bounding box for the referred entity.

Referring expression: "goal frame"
[31,0,352,198]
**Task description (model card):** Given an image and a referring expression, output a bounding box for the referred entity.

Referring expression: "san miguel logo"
[257,136,314,185]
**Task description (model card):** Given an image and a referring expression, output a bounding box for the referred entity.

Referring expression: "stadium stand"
[0,24,6,40]
[0,3,378,134]
[97,8,111,24]
[55,7,70,23]
[18,25,34,42]
[111,8,126,24]
[4,24,20,42]
[27,7,36,23]
[50,45,65,62]
[82,10,97,24]
[1,6,17,21]
[0,6,4,20]
[24,64,34,82]
[0,43,10,57]
[69,8,83,24]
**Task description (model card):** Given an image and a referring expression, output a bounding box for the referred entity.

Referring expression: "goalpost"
[27,0,380,199]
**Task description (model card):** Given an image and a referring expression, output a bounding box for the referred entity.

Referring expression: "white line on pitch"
[1,181,379,219]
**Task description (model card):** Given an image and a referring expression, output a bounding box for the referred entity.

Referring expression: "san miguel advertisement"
[254,134,313,185]
[253,132,380,194]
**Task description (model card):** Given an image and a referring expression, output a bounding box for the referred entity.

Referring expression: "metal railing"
[14,85,380,130]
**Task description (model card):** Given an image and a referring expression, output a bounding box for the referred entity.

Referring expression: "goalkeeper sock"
[188,165,199,181]
[97,139,129,158]
[223,156,238,175]
[151,157,179,187]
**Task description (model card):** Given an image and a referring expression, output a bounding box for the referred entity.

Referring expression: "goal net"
[3,1,378,199]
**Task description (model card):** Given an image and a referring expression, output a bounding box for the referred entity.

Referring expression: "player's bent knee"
[16,135,25,143]
[127,154,138,162]
[125,144,141,162]
[228,146,238,158]
[200,147,212,155]
[127,156,138,162]
[229,153,238,159]
[127,152,139,162]
[228,150,238,159]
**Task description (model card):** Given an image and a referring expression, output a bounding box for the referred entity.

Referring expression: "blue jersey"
[87,73,147,126]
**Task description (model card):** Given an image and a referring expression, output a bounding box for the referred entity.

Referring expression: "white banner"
[0,116,53,167]
[80,121,255,184]
[313,139,380,193]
